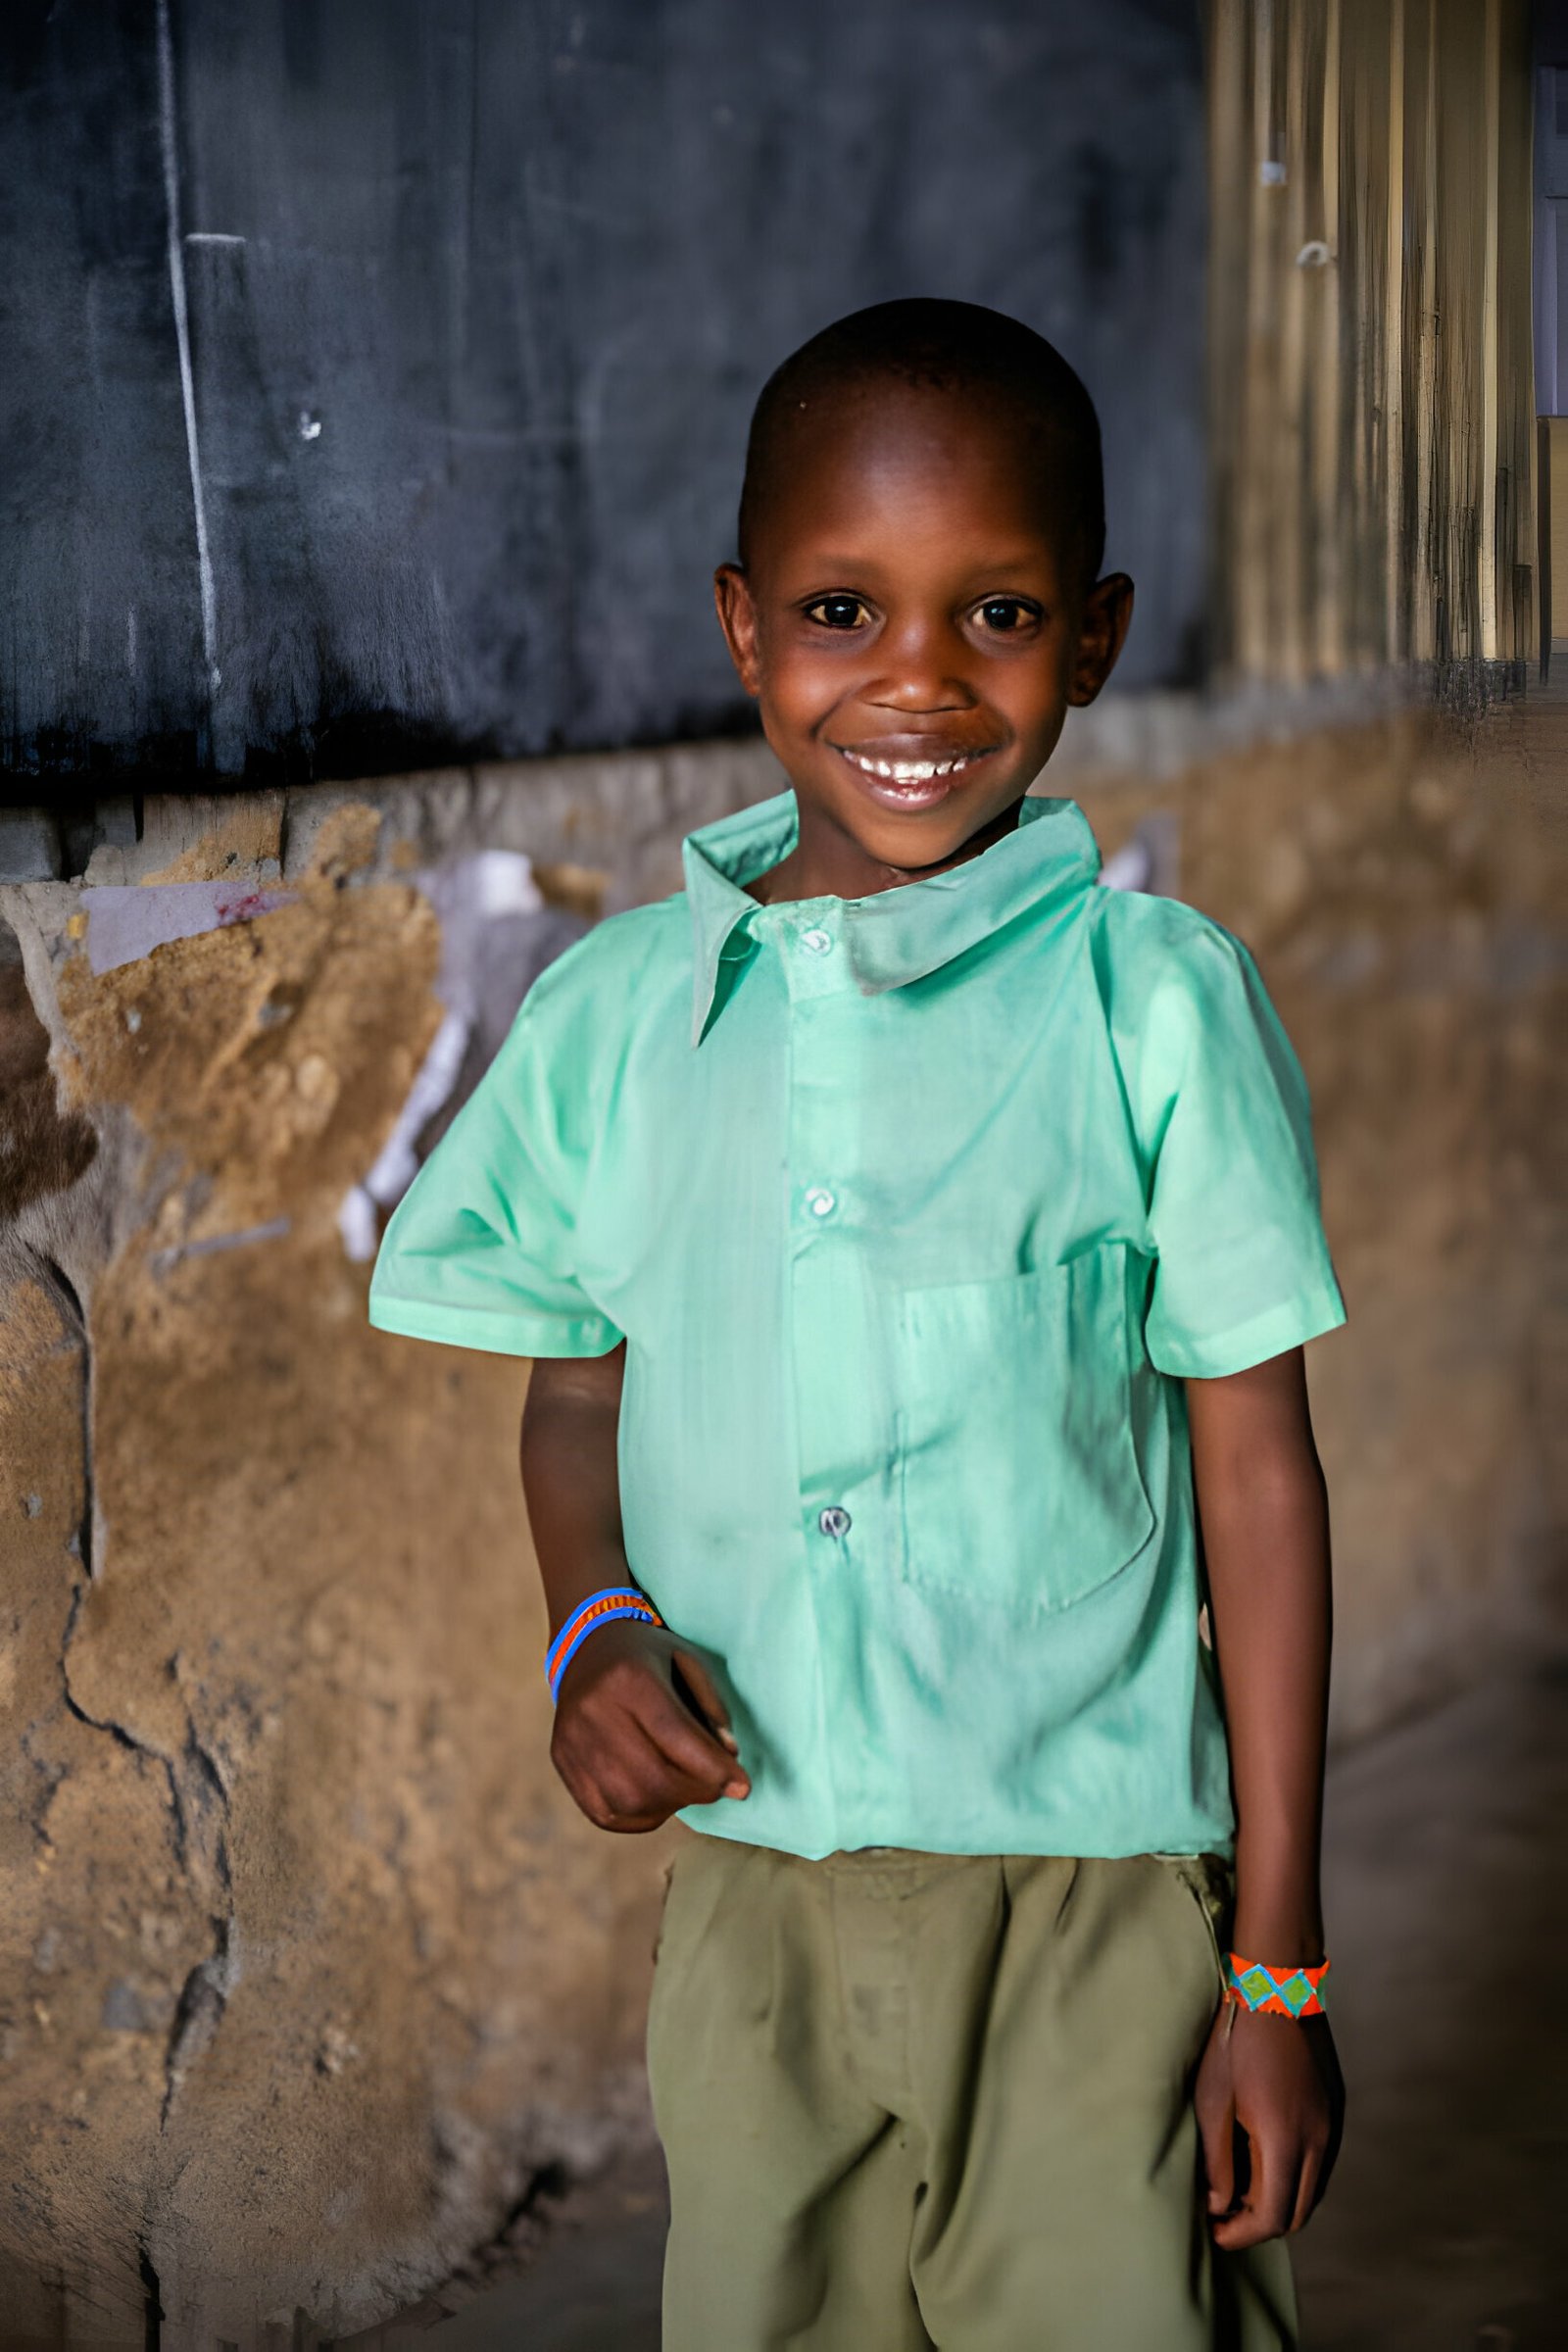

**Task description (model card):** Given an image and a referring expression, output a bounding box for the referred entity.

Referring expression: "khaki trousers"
[648,1838,1297,2352]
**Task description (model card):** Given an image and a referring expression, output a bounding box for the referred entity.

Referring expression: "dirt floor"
[340,1620,1568,2352]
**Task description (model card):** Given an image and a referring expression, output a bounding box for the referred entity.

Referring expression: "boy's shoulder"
[1086,875,1258,1003]
[521,892,688,1027]
[1082,883,1292,1096]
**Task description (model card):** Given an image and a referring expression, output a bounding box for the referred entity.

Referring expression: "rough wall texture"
[0,703,1561,2346]
[1076,698,1565,1739]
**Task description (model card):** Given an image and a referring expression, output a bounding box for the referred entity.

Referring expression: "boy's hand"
[1195,2005,1345,2249]
[550,1618,751,1833]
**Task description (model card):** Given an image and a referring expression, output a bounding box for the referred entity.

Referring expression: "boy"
[369,300,1346,2349]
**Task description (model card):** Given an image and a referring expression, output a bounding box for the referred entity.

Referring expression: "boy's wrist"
[1241,1872,1325,1966]
[545,1584,663,1703]
[1229,1900,1325,1968]
[540,1543,640,1642]
[1241,1815,1325,1966]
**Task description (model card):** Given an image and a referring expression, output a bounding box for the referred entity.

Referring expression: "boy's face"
[715,383,1133,893]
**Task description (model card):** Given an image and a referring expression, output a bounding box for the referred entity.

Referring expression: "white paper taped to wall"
[340,851,584,1263]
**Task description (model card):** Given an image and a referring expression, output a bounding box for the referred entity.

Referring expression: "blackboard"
[1,0,1206,789]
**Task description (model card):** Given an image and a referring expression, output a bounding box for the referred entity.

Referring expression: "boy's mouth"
[831,740,1000,808]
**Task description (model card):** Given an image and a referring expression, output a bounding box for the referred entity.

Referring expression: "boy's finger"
[634,1680,751,1798]
[1197,2086,1236,2216]
[1289,2141,1324,2233]
[1216,2132,1297,2250]
[566,1650,745,1799]
[669,1648,740,1753]
[1259,2139,1302,2243]
[594,1718,722,1823]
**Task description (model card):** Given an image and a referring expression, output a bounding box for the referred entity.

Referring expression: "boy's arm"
[520,1347,750,1833]
[1186,1346,1346,2249]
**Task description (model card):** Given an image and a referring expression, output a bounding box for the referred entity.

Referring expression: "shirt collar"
[682,789,1102,1046]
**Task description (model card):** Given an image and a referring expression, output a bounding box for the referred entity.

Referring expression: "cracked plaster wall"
[0,709,1562,2348]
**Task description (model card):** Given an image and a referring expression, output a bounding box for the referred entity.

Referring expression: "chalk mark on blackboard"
[156,0,220,706]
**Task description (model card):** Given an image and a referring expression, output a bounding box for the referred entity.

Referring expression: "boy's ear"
[1067,572,1135,708]
[714,564,762,697]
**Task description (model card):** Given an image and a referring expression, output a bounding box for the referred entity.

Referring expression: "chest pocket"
[894,1243,1154,1618]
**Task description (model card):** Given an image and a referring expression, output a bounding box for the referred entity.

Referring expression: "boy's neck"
[748,791,1030,906]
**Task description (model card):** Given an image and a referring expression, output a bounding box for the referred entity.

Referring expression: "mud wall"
[1079,698,1565,1735]
[0,700,1561,2346]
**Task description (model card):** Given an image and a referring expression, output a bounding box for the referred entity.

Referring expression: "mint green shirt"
[370,793,1345,1862]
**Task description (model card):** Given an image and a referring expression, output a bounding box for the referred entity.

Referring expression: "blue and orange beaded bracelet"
[1224,1952,1331,2020]
[545,1587,664,1704]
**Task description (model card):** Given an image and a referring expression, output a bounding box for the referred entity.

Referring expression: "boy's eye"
[975,597,1039,633]
[805,594,872,630]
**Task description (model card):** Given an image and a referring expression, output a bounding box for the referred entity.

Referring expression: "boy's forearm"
[1186,1349,1332,1962]
[519,1345,632,1638]
[522,1342,747,1825]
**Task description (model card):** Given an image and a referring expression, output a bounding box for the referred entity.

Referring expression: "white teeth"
[843,750,971,784]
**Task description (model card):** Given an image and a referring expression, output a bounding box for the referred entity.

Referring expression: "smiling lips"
[833,742,999,804]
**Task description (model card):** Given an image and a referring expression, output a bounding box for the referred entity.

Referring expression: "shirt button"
[801,926,833,954]
[805,1187,836,1219]
[818,1506,852,1539]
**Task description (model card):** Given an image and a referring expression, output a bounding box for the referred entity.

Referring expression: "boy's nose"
[864,629,977,712]
[864,680,978,715]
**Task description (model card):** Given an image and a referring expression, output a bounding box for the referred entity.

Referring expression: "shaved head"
[737,298,1105,587]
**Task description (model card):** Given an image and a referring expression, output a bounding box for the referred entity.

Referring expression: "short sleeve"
[368,992,622,1359]
[1134,921,1346,1379]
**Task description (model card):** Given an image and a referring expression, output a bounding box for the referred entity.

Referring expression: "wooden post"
[1238,0,1281,677]
[1385,0,1407,664]
[1279,1,1310,681]
[1411,0,1440,662]
[1539,416,1553,678]
[1314,0,1345,675]
[1479,0,1501,661]
[1206,0,1252,681]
